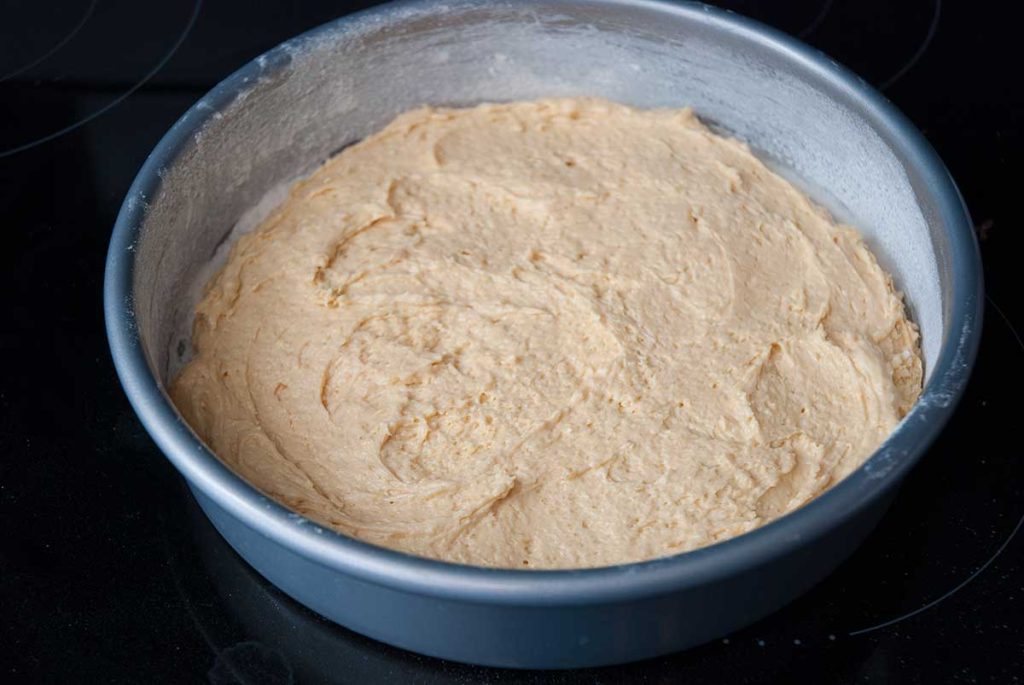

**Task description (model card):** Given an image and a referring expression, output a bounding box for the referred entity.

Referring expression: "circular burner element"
[0,0,96,82]
[0,0,201,157]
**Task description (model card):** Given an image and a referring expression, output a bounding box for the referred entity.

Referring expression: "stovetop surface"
[2,1,1021,683]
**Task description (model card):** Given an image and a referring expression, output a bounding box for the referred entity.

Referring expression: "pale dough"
[171,99,922,569]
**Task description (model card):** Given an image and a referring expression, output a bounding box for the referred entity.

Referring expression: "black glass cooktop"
[2,1,1022,683]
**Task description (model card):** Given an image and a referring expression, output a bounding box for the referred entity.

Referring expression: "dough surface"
[171,99,922,569]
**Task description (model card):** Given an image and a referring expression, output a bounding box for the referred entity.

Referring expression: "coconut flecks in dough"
[171,99,922,569]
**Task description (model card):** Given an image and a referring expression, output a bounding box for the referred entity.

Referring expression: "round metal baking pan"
[105,0,982,668]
